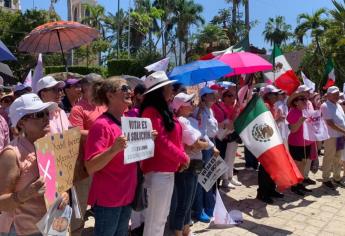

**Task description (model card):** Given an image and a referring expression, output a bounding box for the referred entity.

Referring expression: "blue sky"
[23,0,334,51]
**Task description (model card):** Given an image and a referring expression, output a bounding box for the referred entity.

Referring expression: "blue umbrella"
[0,40,16,61]
[169,60,232,86]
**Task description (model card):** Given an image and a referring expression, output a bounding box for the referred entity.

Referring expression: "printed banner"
[35,128,82,206]
[198,156,228,192]
[303,110,329,141]
[36,197,73,236]
[121,117,154,164]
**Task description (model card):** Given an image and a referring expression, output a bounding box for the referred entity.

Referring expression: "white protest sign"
[198,156,228,192]
[121,117,155,164]
[303,110,329,141]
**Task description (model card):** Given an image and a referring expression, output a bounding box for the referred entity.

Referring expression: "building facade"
[0,0,20,11]
[67,0,96,22]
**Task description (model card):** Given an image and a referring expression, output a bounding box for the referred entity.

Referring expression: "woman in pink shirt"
[140,71,189,236]
[287,92,313,196]
[84,77,136,236]
[0,93,69,236]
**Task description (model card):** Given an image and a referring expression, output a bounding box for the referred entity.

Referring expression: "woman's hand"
[110,135,127,153]
[151,130,158,140]
[18,177,46,202]
[179,157,190,172]
[58,192,70,210]
[213,148,220,157]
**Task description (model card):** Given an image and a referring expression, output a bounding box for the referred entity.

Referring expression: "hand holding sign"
[110,135,128,154]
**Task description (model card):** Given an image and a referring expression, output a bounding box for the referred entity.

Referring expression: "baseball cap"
[171,92,195,111]
[262,85,281,95]
[327,86,340,94]
[199,86,215,97]
[36,75,65,93]
[65,78,81,87]
[296,85,312,93]
[9,93,58,127]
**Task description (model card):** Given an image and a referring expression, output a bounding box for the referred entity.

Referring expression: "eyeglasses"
[120,85,132,93]
[24,110,50,120]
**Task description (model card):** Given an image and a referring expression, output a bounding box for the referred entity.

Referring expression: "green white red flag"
[323,58,335,90]
[234,95,303,191]
[264,44,300,95]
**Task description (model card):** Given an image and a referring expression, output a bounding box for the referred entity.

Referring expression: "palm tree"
[81,4,106,37]
[211,9,231,29]
[263,16,292,46]
[295,8,329,55]
[173,0,204,65]
[104,10,128,52]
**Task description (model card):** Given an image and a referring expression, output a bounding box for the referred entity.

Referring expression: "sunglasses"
[120,85,132,93]
[24,110,50,120]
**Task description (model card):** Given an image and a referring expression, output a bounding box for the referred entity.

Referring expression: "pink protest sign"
[37,150,57,206]
[35,128,82,207]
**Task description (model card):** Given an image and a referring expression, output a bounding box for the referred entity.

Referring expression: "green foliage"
[107,59,146,77]
[0,9,61,79]
[45,65,107,77]
[263,16,292,46]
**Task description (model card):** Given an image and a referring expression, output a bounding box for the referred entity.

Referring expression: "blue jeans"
[94,205,131,236]
[192,148,216,216]
[170,170,198,230]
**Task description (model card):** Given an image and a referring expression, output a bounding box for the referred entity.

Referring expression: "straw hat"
[287,91,306,107]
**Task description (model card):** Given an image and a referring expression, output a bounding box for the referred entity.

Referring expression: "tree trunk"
[245,0,250,34]
[232,0,237,27]
[179,39,182,66]
[161,21,166,57]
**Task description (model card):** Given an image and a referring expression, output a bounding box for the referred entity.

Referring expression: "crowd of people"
[0,70,345,236]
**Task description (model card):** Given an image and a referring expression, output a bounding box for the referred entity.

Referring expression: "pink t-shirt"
[49,108,70,134]
[287,108,313,146]
[84,114,137,207]
[69,99,107,130]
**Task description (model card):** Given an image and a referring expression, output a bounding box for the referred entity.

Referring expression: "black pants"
[244,147,258,169]
[257,165,276,197]
[215,138,227,159]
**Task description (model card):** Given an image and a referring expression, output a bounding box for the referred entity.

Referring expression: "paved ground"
[79,146,345,236]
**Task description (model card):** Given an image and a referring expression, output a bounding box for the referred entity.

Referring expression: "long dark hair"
[140,87,175,132]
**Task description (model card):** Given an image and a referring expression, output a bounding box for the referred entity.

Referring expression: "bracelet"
[12,192,24,204]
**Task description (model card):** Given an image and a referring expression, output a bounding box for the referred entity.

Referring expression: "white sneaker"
[221,179,235,189]
[230,178,242,186]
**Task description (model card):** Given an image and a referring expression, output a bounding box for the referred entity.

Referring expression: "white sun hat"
[9,93,57,127]
[36,75,65,94]
[143,71,177,95]
[296,84,312,93]
[171,92,195,112]
[262,85,281,95]
[327,86,340,94]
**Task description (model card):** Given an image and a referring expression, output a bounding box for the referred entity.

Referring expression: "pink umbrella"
[217,52,273,76]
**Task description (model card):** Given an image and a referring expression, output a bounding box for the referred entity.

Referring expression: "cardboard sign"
[198,156,228,192]
[35,128,82,206]
[121,117,154,164]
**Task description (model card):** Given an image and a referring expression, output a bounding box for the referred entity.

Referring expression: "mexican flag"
[234,95,303,191]
[323,58,335,90]
[264,44,300,95]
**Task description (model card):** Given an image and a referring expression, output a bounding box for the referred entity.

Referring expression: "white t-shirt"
[321,100,345,138]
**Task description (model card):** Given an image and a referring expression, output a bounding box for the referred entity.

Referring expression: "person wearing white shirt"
[320,86,345,189]
[192,87,220,222]
[170,92,210,236]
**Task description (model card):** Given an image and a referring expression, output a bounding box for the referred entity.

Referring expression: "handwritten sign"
[35,128,82,206]
[121,117,154,164]
[198,156,228,192]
